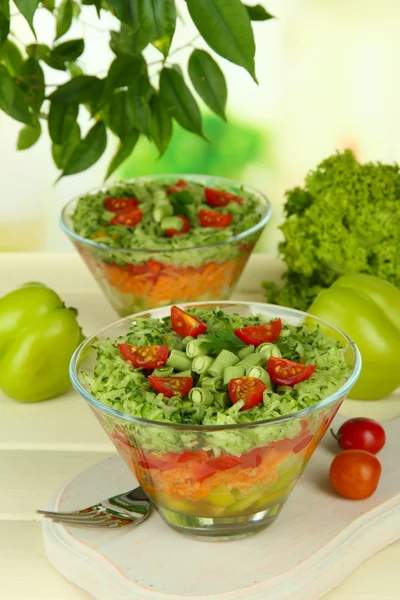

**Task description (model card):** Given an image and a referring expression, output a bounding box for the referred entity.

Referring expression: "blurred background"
[2,0,400,253]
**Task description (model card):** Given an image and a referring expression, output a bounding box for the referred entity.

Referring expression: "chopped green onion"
[246,366,271,387]
[208,349,239,377]
[186,339,206,358]
[182,335,195,348]
[160,216,183,232]
[152,366,174,377]
[175,370,192,377]
[166,349,192,371]
[236,353,265,369]
[223,365,245,386]
[214,392,231,408]
[153,203,173,223]
[189,387,214,407]
[202,377,224,393]
[192,355,214,374]
[256,342,282,359]
[238,345,255,360]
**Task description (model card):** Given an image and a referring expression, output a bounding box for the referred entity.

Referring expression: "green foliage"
[263,150,400,310]
[0,0,273,179]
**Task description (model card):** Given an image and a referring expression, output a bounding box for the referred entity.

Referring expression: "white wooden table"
[1,253,399,600]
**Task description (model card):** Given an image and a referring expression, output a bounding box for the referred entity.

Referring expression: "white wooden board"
[43,415,400,600]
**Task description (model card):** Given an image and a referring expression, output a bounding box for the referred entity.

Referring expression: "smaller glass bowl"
[60,175,271,317]
[70,302,361,540]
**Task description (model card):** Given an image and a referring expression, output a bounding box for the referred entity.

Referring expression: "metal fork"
[37,486,151,529]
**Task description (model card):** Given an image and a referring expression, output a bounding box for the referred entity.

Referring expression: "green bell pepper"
[308,273,400,400]
[0,282,83,402]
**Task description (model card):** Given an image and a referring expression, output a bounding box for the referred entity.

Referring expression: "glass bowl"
[60,175,271,316]
[70,301,361,540]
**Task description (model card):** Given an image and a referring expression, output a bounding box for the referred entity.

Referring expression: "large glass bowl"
[60,175,271,316]
[70,301,361,540]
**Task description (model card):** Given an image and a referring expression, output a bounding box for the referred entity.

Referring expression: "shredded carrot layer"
[102,257,247,306]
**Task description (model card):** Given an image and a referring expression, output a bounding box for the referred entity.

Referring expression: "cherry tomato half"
[234,319,282,346]
[205,188,243,207]
[333,418,386,454]
[166,179,189,195]
[111,206,143,227]
[104,197,138,212]
[228,376,267,410]
[329,450,382,500]
[118,344,169,369]
[148,375,193,398]
[267,357,316,386]
[165,215,191,237]
[198,208,233,228]
[170,305,208,338]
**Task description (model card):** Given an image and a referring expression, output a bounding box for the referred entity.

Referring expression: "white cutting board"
[42,414,400,600]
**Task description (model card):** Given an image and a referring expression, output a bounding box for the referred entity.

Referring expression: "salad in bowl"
[71,302,361,539]
[61,176,271,316]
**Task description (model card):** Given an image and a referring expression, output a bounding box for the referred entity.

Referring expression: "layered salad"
[71,178,266,315]
[83,306,351,518]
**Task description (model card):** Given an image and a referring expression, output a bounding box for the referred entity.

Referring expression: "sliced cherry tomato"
[165,215,191,237]
[205,188,243,207]
[267,357,316,386]
[329,450,382,500]
[117,344,168,369]
[166,179,189,195]
[332,418,386,455]
[239,446,269,469]
[170,305,208,337]
[292,434,314,454]
[234,319,282,346]
[177,450,209,464]
[228,376,267,410]
[111,206,143,227]
[191,461,219,482]
[211,454,241,471]
[104,197,138,212]
[148,375,193,398]
[198,208,233,228]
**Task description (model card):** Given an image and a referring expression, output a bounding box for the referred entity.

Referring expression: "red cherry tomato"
[104,197,138,212]
[228,376,267,410]
[198,208,233,228]
[234,319,282,346]
[111,206,143,227]
[329,450,382,500]
[267,357,316,386]
[205,188,243,207]
[166,179,189,195]
[117,344,169,369]
[333,418,386,454]
[170,305,208,337]
[165,215,191,237]
[148,375,193,398]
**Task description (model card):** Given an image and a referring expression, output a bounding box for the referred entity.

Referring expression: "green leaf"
[106,0,139,29]
[2,81,34,125]
[159,67,203,137]
[201,329,245,355]
[244,4,274,21]
[110,26,136,57]
[18,57,45,112]
[52,121,80,169]
[26,43,50,60]
[48,102,79,144]
[14,0,39,37]
[186,0,257,81]
[105,130,139,180]
[60,120,107,177]
[41,0,55,12]
[45,38,84,71]
[108,89,133,139]
[0,40,23,76]
[0,0,10,51]
[0,63,14,111]
[150,0,177,58]
[149,93,172,156]
[188,49,227,120]
[49,75,101,104]
[68,61,84,77]
[97,54,144,108]
[126,73,152,134]
[17,120,41,150]
[72,1,81,17]
[55,0,73,40]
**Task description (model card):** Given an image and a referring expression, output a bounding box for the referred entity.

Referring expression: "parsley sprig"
[200,329,246,356]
